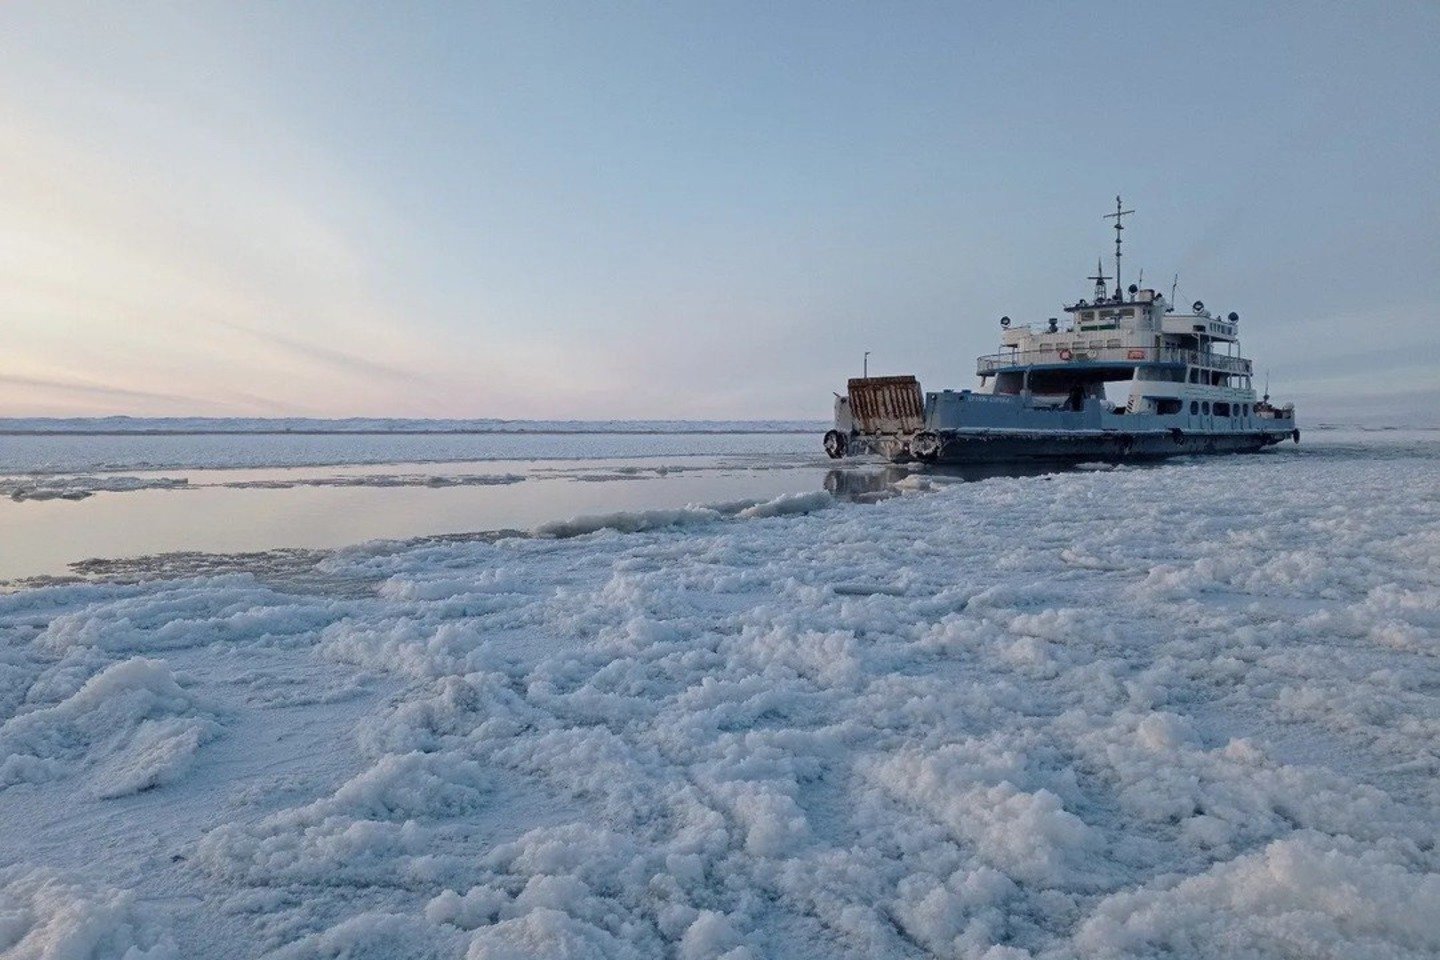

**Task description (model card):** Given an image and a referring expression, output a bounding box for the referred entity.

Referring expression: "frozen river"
[0,429,827,582]
[1,424,1438,958]
[0,424,1426,583]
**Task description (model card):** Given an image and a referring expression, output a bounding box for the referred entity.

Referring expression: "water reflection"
[823,466,907,502]
[0,455,836,582]
[823,459,1086,502]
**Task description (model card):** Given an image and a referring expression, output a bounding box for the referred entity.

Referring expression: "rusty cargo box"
[847,376,925,435]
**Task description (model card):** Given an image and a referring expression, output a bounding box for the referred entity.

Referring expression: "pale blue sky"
[1,1,1436,418]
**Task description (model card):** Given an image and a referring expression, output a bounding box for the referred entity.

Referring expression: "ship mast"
[1102,195,1134,298]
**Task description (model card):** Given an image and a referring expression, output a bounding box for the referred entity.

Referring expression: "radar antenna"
[1102,195,1134,298]
[1087,258,1110,301]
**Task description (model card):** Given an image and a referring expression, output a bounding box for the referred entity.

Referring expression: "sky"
[1,1,1436,420]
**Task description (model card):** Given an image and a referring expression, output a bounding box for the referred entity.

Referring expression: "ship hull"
[844,427,1296,465]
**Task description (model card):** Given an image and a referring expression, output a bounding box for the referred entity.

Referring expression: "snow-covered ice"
[0,657,220,798]
[0,867,177,959]
[1,436,1438,958]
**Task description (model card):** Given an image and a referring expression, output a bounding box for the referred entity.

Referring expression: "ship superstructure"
[824,199,1297,464]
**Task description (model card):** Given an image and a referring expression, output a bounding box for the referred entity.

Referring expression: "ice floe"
[1,475,190,501]
[0,867,177,959]
[0,657,219,798]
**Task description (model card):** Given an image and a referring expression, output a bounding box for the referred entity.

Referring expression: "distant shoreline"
[0,427,821,437]
[0,417,829,437]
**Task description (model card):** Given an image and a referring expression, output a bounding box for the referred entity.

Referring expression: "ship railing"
[976,346,1253,377]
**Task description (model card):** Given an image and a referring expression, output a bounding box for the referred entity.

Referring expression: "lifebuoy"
[1058,349,1073,361]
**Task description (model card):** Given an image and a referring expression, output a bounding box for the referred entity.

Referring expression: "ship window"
[1188,369,1199,383]
[1107,339,1121,348]
[1202,402,1211,415]
[1121,308,1134,318]
[1214,402,1230,417]
[1155,398,1182,415]
[1242,404,1249,416]
[1190,401,1199,415]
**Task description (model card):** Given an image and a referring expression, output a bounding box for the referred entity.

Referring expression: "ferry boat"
[823,199,1298,464]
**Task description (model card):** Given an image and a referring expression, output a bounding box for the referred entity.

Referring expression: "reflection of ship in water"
[824,467,909,502]
[823,460,1101,502]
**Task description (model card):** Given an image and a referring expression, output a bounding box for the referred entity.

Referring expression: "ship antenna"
[1264,370,1270,403]
[1169,273,1179,312]
[1103,195,1134,298]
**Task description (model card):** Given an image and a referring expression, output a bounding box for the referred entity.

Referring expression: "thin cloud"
[210,317,420,384]
[0,371,218,408]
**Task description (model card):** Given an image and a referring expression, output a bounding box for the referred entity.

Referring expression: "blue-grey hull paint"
[832,391,1298,464]
[914,428,1290,464]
